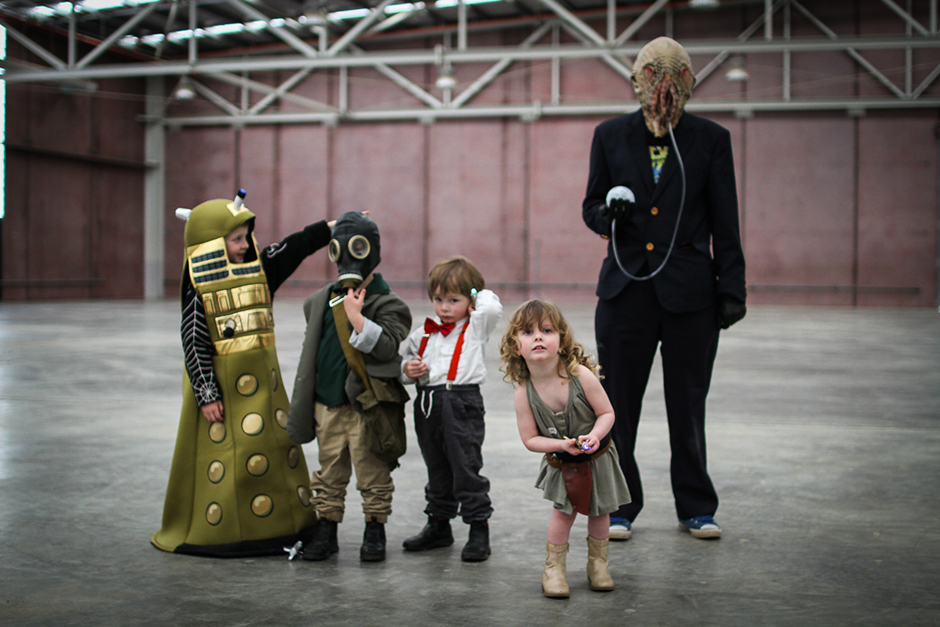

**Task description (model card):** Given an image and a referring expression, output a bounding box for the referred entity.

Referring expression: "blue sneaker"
[678,516,722,539]
[609,517,632,541]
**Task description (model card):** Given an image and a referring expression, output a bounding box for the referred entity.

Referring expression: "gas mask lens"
[328,239,342,263]
[348,235,371,260]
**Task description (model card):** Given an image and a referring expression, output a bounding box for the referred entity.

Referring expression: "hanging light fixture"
[172,75,196,100]
[725,56,749,82]
[435,65,457,90]
[689,0,720,8]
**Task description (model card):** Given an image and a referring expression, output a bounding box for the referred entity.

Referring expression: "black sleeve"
[181,283,221,406]
[582,126,613,238]
[260,221,332,295]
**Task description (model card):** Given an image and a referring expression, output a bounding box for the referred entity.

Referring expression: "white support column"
[68,4,76,68]
[143,76,166,300]
[607,0,616,43]
[458,0,467,50]
[765,0,773,40]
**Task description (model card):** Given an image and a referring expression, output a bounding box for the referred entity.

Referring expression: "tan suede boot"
[586,536,614,591]
[542,542,570,598]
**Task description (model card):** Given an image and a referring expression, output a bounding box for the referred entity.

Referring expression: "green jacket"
[287,280,412,445]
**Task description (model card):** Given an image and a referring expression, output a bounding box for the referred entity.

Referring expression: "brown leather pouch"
[560,463,592,515]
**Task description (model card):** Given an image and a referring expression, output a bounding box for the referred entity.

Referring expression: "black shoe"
[360,517,386,562]
[402,515,454,551]
[302,519,338,561]
[461,521,491,562]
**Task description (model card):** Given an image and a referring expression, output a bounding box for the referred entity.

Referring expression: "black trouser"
[595,279,720,522]
[413,384,492,523]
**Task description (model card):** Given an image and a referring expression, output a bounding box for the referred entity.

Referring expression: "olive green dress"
[151,198,318,557]
[527,375,631,516]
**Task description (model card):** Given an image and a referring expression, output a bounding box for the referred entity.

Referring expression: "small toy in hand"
[566,437,592,453]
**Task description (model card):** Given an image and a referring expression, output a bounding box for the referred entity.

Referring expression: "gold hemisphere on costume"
[151,196,318,557]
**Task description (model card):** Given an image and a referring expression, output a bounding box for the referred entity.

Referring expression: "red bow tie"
[425,318,456,336]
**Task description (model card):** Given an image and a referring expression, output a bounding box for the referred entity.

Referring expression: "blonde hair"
[499,299,599,385]
[427,256,485,300]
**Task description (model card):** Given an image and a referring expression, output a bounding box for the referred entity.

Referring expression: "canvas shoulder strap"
[331,297,371,391]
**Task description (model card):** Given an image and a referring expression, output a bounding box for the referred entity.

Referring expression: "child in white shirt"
[399,256,502,561]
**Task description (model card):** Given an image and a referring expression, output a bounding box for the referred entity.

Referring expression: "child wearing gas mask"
[287,212,412,563]
[152,190,327,557]
[398,256,502,562]
[499,300,630,597]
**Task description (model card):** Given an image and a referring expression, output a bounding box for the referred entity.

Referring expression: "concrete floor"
[1,298,938,627]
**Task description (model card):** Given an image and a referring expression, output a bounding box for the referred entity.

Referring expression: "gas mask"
[631,37,696,138]
[329,212,381,290]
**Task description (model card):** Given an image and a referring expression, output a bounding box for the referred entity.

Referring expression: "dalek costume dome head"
[183,193,256,250]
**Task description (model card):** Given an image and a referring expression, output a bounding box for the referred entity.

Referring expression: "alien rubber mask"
[329,212,381,290]
[631,37,696,138]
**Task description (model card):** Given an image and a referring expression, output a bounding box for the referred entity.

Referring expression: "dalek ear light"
[223,319,237,338]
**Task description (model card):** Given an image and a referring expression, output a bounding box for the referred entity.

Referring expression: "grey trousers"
[413,384,492,523]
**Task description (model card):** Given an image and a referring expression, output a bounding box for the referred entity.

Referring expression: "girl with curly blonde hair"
[499,300,630,598]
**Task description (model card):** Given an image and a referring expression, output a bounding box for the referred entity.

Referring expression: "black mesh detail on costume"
[232,265,261,276]
[194,270,230,284]
[192,260,227,273]
[191,250,226,264]
[181,285,220,406]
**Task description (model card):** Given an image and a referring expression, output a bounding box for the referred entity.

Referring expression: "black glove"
[717,295,746,330]
[600,186,635,224]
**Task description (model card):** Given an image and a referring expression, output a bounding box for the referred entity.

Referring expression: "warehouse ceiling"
[2,0,939,124]
[3,0,672,57]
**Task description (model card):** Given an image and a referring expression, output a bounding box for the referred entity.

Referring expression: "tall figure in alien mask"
[288,212,412,563]
[582,37,747,541]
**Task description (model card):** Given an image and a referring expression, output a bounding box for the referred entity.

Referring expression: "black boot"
[402,515,454,551]
[360,517,386,562]
[302,519,338,561]
[461,520,491,562]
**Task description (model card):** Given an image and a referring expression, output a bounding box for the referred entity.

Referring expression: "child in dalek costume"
[499,299,630,598]
[152,190,329,557]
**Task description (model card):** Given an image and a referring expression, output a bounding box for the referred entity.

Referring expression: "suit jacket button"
[646,243,654,251]
[651,207,659,215]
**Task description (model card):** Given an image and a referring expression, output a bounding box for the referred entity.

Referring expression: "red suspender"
[447,321,470,382]
[417,320,470,383]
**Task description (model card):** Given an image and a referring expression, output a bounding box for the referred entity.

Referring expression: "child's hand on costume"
[404,358,428,379]
[201,401,224,422]
[344,287,366,332]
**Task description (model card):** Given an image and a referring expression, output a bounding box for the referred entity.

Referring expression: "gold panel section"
[242,413,264,435]
[216,290,233,313]
[297,486,311,507]
[287,446,299,469]
[207,461,225,483]
[246,454,269,476]
[206,502,222,526]
[275,408,288,429]
[202,292,217,316]
[209,422,226,443]
[214,332,276,355]
[232,284,271,309]
[213,309,274,340]
[236,374,259,396]
[251,495,273,517]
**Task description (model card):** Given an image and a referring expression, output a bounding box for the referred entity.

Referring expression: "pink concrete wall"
[2,31,145,300]
[3,1,938,308]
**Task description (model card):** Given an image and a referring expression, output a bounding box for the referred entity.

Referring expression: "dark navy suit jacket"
[582,110,746,313]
